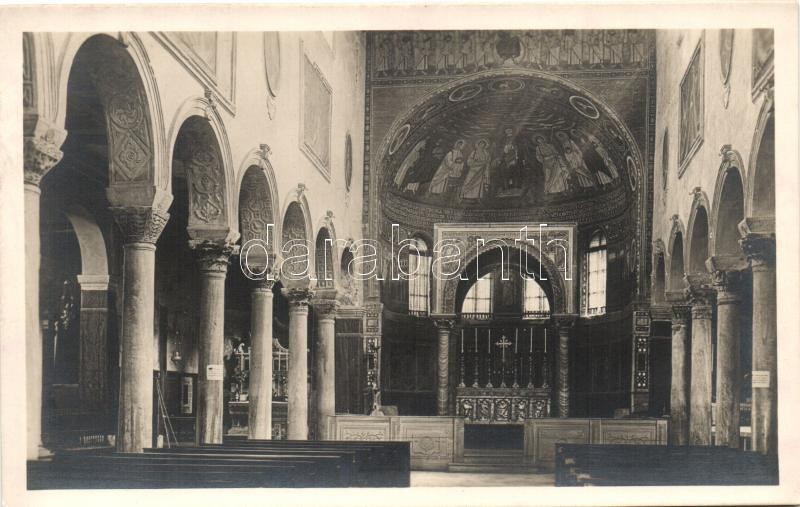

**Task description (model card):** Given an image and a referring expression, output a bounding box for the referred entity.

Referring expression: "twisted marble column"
[434,320,455,416]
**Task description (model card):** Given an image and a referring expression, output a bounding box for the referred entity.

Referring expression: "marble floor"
[410,472,554,487]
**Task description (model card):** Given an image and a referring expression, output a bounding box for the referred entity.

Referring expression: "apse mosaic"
[382,73,637,209]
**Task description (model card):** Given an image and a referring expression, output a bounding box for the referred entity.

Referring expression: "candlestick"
[488,329,491,353]
[474,328,477,352]
[529,327,533,353]
[472,329,480,388]
[515,328,518,354]
[461,328,464,354]
[544,327,547,354]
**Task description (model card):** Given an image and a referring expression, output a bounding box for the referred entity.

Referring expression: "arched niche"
[688,206,710,274]
[652,239,667,303]
[446,243,567,316]
[281,199,313,284]
[667,218,687,292]
[171,115,234,241]
[337,240,361,306]
[749,113,775,218]
[712,152,746,257]
[314,226,336,289]
[238,164,277,274]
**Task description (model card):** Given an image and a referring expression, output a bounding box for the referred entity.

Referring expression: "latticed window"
[582,232,607,316]
[462,273,493,316]
[523,276,550,318]
[408,239,430,315]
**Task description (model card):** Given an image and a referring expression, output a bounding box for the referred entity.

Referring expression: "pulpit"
[455,323,553,423]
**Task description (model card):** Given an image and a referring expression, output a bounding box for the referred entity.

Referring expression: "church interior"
[22,28,777,488]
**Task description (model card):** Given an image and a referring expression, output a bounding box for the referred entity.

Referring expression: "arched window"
[582,232,607,316]
[408,238,430,315]
[462,273,492,318]
[523,276,550,319]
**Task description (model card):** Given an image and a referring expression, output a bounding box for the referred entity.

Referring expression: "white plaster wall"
[653,29,771,267]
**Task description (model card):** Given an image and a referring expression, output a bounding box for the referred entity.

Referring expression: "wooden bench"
[555,444,778,486]
[218,438,411,486]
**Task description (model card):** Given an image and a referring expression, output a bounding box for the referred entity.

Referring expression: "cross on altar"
[495,335,512,362]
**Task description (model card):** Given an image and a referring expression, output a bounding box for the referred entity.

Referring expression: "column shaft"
[248,281,274,440]
[715,289,741,448]
[557,328,570,418]
[195,247,230,445]
[435,323,452,416]
[751,262,777,454]
[689,303,713,445]
[314,311,336,438]
[25,185,45,458]
[670,306,691,445]
[117,243,157,452]
[286,288,313,440]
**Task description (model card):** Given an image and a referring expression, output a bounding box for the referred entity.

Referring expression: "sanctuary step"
[449,448,539,474]
[554,444,779,486]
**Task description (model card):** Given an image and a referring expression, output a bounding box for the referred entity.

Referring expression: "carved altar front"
[456,387,551,423]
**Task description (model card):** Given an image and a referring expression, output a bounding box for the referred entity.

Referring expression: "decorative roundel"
[344,133,353,191]
[488,78,525,93]
[602,119,628,151]
[264,32,281,97]
[569,95,600,119]
[448,83,483,102]
[627,156,637,191]
[388,124,411,155]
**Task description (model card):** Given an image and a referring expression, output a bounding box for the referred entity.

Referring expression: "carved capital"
[740,234,775,269]
[110,206,169,245]
[684,273,715,307]
[706,255,747,297]
[284,287,315,308]
[253,277,276,292]
[433,319,456,332]
[24,132,65,187]
[313,299,340,319]
[671,304,692,329]
[738,217,775,269]
[552,314,577,335]
[192,240,236,275]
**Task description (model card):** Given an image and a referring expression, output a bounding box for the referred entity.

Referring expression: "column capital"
[252,277,276,292]
[283,287,315,308]
[313,299,340,319]
[671,304,692,330]
[191,240,237,275]
[110,206,169,245]
[706,255,747,298]
[23,119,66,187]
[739,217,775,269]
[552,314,577,333]
[432,318,456,331]
[684,273,715,307]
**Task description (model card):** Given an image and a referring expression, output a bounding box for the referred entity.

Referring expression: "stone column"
[434,320,455,416]
[285,287,314,440]
[313,295,339,439]
[24,125,65,459]
[740,221,777,454]
[707,258,746,449]
[685,275,715,446]
[110,206,169,453]
[248,278,275,440]
[554,316,575,418]
[192,241,234,445]
[669,303,691,445]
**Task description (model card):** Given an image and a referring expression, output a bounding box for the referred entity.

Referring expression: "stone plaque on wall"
[300,46,332,179]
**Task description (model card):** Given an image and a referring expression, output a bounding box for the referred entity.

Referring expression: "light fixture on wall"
[171,328,183,366]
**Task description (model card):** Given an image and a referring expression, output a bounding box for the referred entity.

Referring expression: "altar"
[455,324,553,423]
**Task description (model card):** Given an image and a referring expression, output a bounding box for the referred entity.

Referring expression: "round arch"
[280,187,314,283]
[314,214,340,288]
[234,147,281,243]
[667,216,687,291]
[686,189,712,274]
[652,238,667,303]
[746,95,775,218]
[63,205,109,279]
[168,97,237,228]
[711,148,747,256]
[441,241,568,316]
[54,33,167,191]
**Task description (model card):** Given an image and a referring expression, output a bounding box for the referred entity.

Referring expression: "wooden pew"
[217,438,411,487]
[555,444,778,486]
[28,448,351,489]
